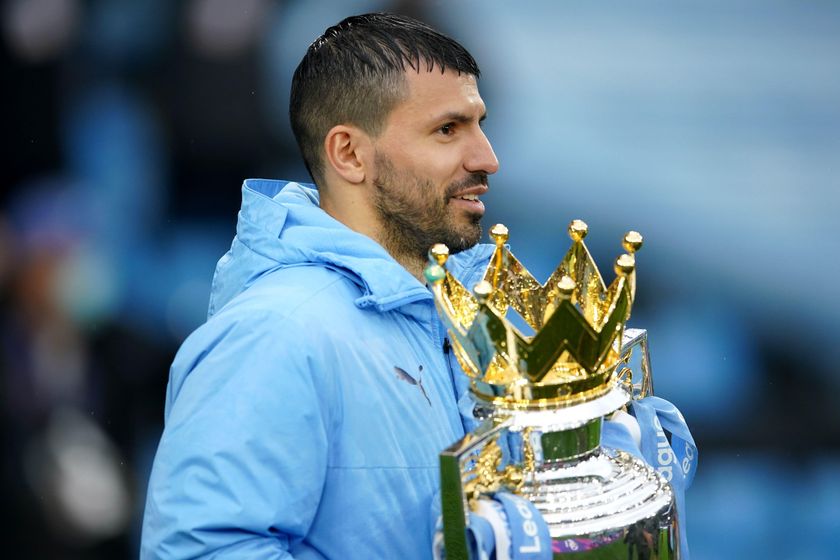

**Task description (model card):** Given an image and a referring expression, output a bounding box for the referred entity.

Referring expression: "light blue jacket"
[141,179,493,559]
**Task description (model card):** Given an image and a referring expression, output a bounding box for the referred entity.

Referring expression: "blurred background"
[2,0,838,558]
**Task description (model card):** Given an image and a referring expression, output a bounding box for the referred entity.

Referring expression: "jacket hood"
[208,179,493,318]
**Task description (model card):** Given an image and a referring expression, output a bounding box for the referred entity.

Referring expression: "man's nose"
[465,130,500,175]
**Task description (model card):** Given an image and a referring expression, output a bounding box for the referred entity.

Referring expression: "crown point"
[614,253,636,276]
[429,243,450,265]
[557,275,576,299]
[473,280,493,303]
[489,224,509,245]
[568,219,588,242]
[623,231,643,254]
[424,263,446,284]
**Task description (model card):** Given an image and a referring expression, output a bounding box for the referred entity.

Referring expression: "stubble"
[372,152,486,265]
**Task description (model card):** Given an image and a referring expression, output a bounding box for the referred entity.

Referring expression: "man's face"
[370,69,499,260]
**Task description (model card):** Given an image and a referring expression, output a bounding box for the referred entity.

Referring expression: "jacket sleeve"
[140,312,330,559]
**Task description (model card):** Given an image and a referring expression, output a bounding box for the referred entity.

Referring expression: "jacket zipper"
[442,337,459,401]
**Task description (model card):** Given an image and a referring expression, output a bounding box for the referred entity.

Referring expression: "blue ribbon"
[466,511,495,560]
[494,492,552,560]
[601,415,644,460]
[437,493,552,560]
[629,396,698,560]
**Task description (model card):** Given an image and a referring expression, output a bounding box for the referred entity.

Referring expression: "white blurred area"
[3,0,80,62]
[24,408,131,541]
[186,0,270,58]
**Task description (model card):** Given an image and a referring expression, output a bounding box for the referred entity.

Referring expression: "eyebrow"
[435,111,487,124]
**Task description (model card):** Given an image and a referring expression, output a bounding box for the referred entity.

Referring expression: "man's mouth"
[447,173,488,215]
[449,190,486,215]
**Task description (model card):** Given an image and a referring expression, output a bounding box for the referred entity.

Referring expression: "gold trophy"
[426,220,678,559]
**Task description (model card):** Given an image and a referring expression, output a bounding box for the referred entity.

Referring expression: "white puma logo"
[393,365,431,406]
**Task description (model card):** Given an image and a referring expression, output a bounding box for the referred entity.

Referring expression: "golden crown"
[424,220,642,409]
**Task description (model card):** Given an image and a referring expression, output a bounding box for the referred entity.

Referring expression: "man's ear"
[323,125,371,185]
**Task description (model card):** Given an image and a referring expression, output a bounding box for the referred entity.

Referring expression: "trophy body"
[428,223,680,559]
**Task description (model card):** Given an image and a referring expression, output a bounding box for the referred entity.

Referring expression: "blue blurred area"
[688,453,840,559]
[2,1,838,558]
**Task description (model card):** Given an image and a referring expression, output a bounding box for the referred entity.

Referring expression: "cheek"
[419,154,464,191]
[383,141,464,192]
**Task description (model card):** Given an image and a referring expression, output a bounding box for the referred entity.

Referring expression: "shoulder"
[169,265,359,402]
[217,264,363,326]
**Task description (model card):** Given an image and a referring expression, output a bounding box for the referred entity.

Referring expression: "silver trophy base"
[523,447,677,558]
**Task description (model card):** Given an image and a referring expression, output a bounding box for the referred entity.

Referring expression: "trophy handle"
[439,416,513,560]
[619,327,654,400]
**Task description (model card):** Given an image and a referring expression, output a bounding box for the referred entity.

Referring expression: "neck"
[387,250,426,284]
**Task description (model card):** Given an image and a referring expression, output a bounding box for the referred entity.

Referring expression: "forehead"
[386,68,485,125]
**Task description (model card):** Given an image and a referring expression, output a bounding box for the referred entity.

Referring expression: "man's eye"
[439,123,455,135]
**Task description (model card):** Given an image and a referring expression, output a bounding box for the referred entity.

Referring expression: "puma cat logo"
[393,365,432,407]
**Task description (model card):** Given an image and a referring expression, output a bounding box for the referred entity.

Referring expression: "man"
[142,13,499,559]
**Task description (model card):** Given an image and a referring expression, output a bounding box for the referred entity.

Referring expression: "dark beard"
[372,153,486,263]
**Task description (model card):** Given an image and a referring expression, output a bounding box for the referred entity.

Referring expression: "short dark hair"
[289,13,480,185]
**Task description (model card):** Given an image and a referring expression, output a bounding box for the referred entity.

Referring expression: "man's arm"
[141,312,329,559]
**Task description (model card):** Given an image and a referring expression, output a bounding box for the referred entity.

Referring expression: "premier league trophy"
[426,220,680,559]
